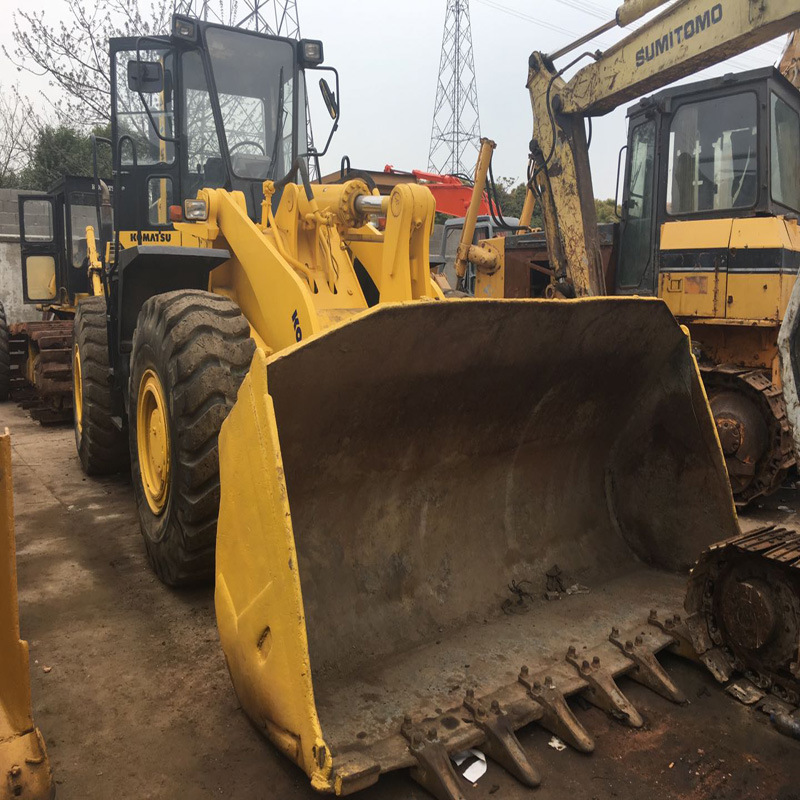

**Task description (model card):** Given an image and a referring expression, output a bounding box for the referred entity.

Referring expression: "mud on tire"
[128,290,255,586]
[0,301,9,402]
[73,297,128,474]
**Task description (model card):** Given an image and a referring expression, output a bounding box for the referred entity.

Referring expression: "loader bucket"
[215,297,738,796]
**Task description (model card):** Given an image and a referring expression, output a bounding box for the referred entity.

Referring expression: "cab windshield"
[205,27,295,181]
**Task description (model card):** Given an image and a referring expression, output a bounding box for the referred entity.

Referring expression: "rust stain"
[684,276,708,295]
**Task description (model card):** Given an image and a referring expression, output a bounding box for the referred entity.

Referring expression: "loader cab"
[109,15,332,242]
[615,67,800,298]
[18,175,111,310]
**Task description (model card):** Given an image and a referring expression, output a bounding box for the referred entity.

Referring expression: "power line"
[473,0,778,71]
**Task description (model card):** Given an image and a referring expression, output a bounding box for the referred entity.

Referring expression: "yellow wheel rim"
[136,368,171,515]
[73,344,83,436]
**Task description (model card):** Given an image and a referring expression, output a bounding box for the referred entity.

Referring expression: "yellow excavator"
[457,6,800,508]
[0,430,53,799]
[67,4,795,798]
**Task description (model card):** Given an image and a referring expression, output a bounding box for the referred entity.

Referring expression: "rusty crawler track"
[701,366,795,506]
[687,524,800,707]
[9,321,74,425]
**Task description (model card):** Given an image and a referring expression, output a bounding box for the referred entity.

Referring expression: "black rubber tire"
[128,290,255,586]
[0,301,9,402]
[73,297,129,475]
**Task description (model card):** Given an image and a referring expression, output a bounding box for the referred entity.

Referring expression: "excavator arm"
[780,30,800,87]
[529,0,800,296]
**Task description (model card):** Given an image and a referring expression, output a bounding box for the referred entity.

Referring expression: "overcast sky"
[1,0,788,197]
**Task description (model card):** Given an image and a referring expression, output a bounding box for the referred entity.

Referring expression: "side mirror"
[128,60,164,94]
[319,78,339,120]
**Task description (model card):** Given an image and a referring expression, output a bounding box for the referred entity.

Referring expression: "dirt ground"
[4,400,800,800]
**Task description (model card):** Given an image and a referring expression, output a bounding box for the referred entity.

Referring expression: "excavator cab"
[615,66,800,300]
[613,67,800,503]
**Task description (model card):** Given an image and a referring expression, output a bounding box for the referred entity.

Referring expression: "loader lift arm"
[529,0,800,297]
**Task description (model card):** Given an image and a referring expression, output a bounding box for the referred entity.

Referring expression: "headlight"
[299,39,324,66]
[172,15,197,40]
[184,199,208,221]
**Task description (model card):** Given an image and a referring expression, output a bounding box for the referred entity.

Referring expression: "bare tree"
[4,0,174,125]
[0,86,40,187]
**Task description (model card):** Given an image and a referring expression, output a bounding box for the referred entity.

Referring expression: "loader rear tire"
[0,301,9,401]
[73,297,128,475]
[128,290,255,586]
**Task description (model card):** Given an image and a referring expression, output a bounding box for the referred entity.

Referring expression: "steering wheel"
[229,140,266,155]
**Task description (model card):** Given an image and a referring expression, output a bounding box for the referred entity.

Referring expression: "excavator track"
[8,321,74,425]
[686,524,800,707]
[701,366,795,505]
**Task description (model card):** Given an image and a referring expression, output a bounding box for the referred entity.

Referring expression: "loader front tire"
[0,301,9,401]
[128,290,254,586]
[73,297,128,475]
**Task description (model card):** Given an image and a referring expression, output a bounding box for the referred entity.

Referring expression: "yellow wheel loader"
[0,430,54,800]
[70,6,794,798]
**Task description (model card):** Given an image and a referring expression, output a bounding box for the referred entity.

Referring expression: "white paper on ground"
[450,749,487,782]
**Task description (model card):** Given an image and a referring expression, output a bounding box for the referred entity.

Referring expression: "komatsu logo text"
[635,3,722,68]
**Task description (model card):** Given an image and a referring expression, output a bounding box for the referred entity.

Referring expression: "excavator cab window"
[770,92,800,213]
[666,92,758,214]
[617,119,656,291]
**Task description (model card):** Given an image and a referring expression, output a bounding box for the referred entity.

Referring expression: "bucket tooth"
[565,647,643,728]
[519,669,595,753]
[647,609,698,662]
[609,629,688,704]
[407,741,475,800]
[463,691,541,787]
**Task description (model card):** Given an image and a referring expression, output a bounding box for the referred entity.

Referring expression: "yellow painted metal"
[84,225,104,297]
[659,217,800,324]
[136,369,171,516]
[73,344,83,436]
[0,430,54,800]
[216,348,330,791]
[726,274,784,322]
[474,236,506,298]
[454,138,496,283]
[780,29,800,87]
[176,180,441,355]
[660,218,733,250]
[659,271,721,317]
[558,0,800,115]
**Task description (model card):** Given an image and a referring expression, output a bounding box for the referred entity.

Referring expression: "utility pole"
[428,0,481,176]
[174,0,300,36]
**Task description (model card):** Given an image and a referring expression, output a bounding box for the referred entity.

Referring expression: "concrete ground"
[4,400,800,800]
